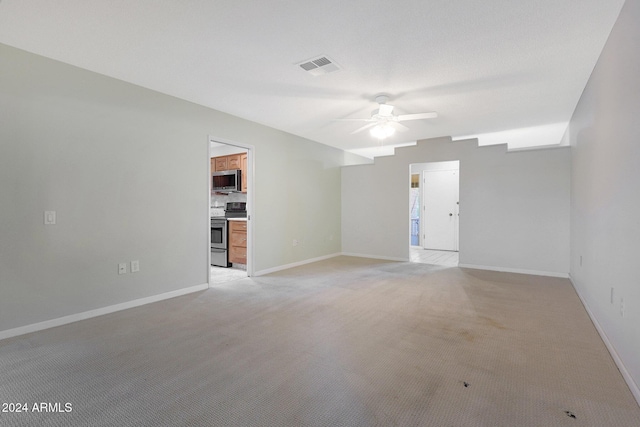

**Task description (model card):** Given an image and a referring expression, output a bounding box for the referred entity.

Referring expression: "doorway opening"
[409,160,459,267]
[208,136,254,286]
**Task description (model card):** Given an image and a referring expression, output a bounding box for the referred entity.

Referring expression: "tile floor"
[210,265,247,284]
[410,246,459,266]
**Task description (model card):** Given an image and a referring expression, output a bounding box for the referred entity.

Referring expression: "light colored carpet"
[1,256,638,426]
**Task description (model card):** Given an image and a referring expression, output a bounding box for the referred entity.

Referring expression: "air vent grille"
[297,56,340,76]
[300,61,319,71]
[311,57,331,67]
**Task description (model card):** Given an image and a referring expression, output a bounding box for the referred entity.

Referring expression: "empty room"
[1,1,639,426]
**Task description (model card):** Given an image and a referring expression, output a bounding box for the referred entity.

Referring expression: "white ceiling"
[0,0,626,155]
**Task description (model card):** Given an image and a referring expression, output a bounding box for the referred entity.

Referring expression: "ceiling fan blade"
[389,121,410,132]
[350,123,377,134]
[378,103,394,117]
[334,118,374,122]
[396,112,438,121]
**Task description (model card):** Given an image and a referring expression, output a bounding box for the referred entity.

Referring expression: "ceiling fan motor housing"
[374,94,390,104]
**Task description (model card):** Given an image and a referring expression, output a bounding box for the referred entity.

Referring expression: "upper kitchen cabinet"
[211,152,248,193]
[215,156,228,171]
[241,153,247,193]
[214,154,241,172]
[227,154,241,170]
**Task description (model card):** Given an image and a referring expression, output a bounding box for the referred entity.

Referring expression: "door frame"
[208,135,255,285]
[410,160,460,254]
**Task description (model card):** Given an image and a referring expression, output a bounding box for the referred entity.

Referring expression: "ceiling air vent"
[297,56,340,76]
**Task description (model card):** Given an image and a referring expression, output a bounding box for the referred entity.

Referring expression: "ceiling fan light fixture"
[370,123,395,139]
[338,93,437,137]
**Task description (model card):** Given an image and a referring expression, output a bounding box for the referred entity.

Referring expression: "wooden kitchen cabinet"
[241,153,248,193]
[213,154,241,171]
[227,154,241,170]
[211,153,248,193]
[228,220,247,264]
[215,156,228,171]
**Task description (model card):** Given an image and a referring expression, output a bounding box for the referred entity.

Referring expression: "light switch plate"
[44,211,56,225]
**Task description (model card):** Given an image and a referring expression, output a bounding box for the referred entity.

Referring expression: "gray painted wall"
[569,0,640,398]
[342,138,571,276]
[0,44,351,332]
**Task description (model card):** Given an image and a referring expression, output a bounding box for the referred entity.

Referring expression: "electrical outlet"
[620,297,625,318]
[118,263,127,275]
[293,239,298,247]
[610,287,615,304]
[131,260,140,273]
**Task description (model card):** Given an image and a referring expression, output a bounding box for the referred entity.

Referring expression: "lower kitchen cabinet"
[228,220,247,264]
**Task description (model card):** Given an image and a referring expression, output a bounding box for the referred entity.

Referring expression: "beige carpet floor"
[1,256,638,426]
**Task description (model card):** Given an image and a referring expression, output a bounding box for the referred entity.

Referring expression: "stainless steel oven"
[211,218,230,267]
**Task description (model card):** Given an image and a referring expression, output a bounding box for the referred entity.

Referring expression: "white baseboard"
[340,252,409,262]
[0,283,209,341]
[253,253,341,276]
[568,275,640,407]
[458,263,569,278]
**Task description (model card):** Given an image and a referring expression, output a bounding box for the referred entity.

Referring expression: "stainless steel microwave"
[212,169,242,192]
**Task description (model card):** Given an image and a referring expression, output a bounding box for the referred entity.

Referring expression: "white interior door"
[422,169,459,251]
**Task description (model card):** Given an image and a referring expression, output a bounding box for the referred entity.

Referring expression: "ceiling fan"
[340,95,438,139]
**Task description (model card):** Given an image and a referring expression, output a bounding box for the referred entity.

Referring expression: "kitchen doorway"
[208,136,254,286]
[409,161,459,267]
